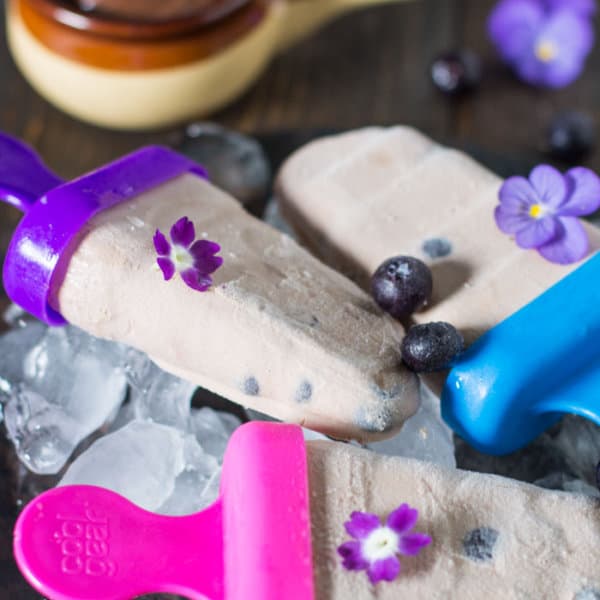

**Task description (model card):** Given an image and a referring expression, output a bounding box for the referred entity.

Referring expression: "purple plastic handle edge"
[0,132,63,211]
[2,145,207,325]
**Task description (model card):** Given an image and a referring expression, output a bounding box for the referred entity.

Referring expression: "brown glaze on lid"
[23,0,253,39]
[15,0,269,70]
[75,0,241,23]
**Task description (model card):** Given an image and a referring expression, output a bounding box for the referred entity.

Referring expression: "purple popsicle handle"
[0,132,63,212]
[1,136,207,325]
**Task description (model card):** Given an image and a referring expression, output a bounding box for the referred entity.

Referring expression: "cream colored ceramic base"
[7,0,411,130]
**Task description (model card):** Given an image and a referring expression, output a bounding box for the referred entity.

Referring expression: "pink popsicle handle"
[13,422,315,600]
[13,485,224,600]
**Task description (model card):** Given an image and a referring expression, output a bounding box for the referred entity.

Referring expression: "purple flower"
[544,0,596,17]
[337,504,431,585]
[153,216,223,291]
[488,0,595,88]
[495,165,600,264]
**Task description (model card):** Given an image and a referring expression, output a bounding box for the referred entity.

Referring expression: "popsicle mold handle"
[0,132,63,212]
[442,252,600,455]
[14,485,224,600]
[2,143,207,326]
[13,422,314,600]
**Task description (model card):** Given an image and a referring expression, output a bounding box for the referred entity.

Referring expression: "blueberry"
[545,111,595,163]
[295,380,313,403]
[462,527,499,562]
[242,376,260,396]
[431,50,482,96]
[401,322,464,372]
[422,237,452,259]
[371,256,433,320]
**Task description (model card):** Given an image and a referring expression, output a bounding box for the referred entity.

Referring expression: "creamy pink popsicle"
[51,173,419,441]
[276,126,600,345]
[307,440,600,599]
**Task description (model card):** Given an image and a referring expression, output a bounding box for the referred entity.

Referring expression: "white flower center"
[362,526,399,563]
[171,244,194,272]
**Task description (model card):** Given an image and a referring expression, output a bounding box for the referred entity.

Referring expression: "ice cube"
[534,471,600,498]
[263,197,296,238]
[3,326,128,474]
[551,415,600,486]
[0,320,47,399]
[2,303,33,328]
[367,382,456,468]
[126,351,196,430]
[158,434,221,515]
[59,420,186,511]
[180,123,271,207]
[188,406,241,461]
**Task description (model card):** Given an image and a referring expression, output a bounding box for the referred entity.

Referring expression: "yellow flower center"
[535,40,558,63]
[529,204,547,219]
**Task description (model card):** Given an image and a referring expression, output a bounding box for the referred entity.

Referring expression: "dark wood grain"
[0,0,599,597]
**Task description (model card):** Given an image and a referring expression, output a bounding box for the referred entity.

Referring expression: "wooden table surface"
[1,0,600,597]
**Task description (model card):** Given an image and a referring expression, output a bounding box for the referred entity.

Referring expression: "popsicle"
[0,133,420,442]
[276,126,600,452]
[14,421,600,599]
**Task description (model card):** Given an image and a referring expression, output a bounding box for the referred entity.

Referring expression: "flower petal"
[515,217,559,249]
[181,269,213,291]
[542,10,595,59]
[534,12,594,88]
[399,532,432,556]
[537,217,590,264]
[337,541,369,571]
[494,203,532,234]
[529,165,567,208]
[345,511,381,540]
[170,217,195,248]
[387,504,418,534]
[196,255,223,276]
[190,239,221,258]
[153,229,171,256]
[498,176,539,207]
[157,257,175,281]
[544,0,596,17]
[488,0,543,62]
[366,557,400,584]
[560,167,600,216]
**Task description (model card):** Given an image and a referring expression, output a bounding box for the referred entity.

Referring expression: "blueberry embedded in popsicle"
[462,527,499,562]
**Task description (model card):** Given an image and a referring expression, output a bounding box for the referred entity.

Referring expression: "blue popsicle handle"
[442,252,600,455]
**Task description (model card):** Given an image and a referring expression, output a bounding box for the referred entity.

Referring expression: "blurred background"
[1,0,600,597]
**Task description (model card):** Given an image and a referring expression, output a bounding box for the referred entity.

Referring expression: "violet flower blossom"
[495,165,600,264]
[488,0,595,88]
[154,216,223,291]
[544,0,596,17]
[337,504,431,585]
